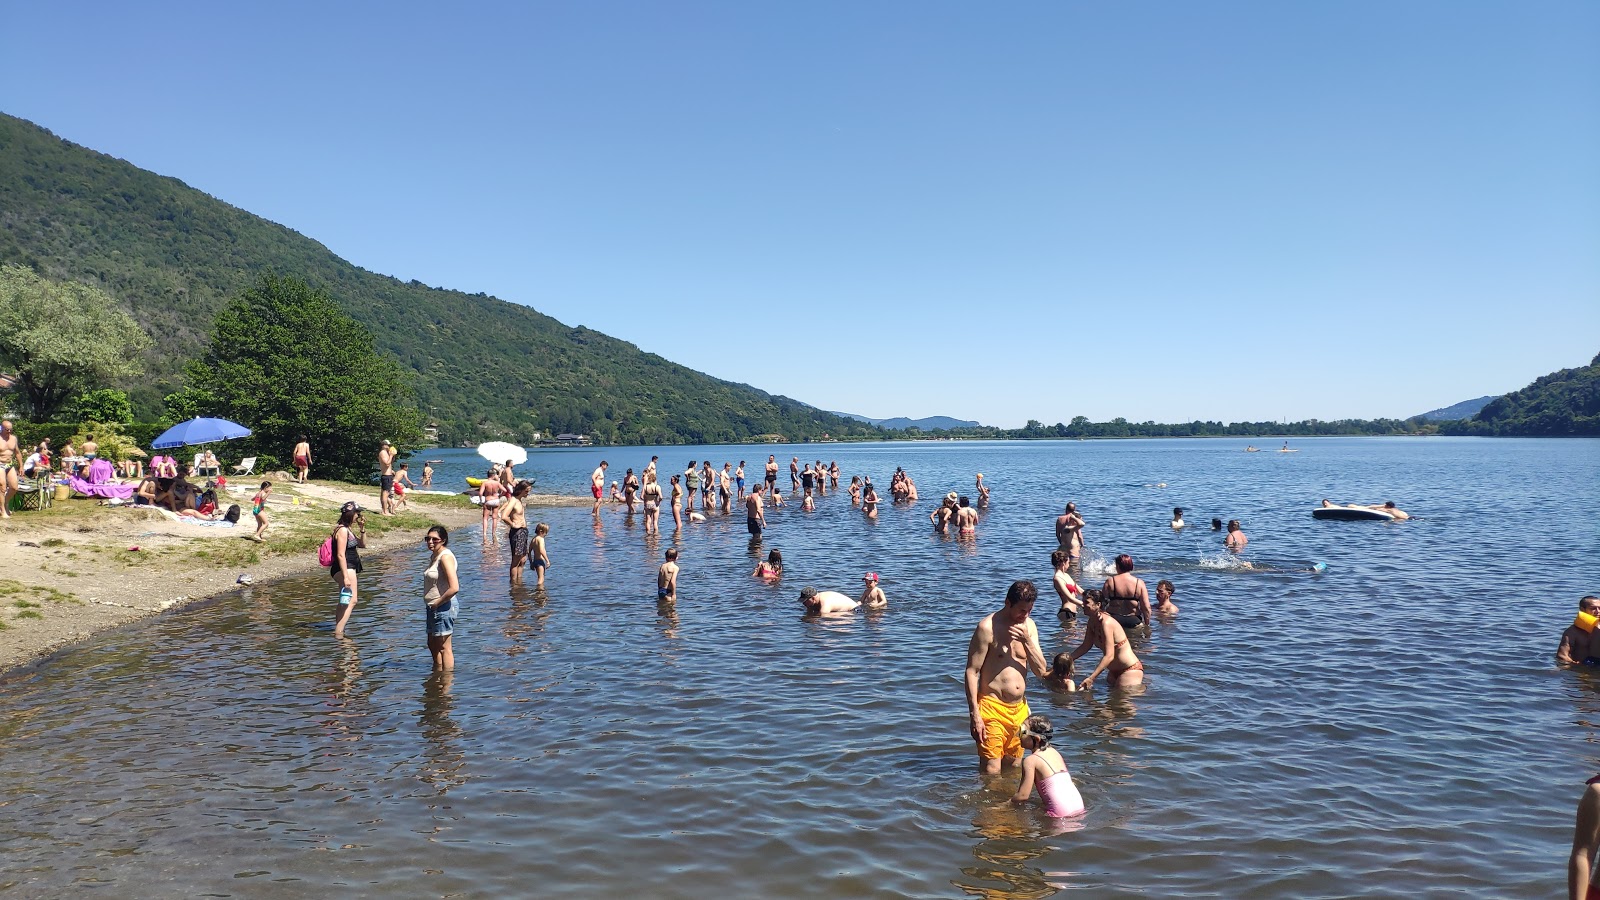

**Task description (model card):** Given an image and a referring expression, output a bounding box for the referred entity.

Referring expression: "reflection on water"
[0,437,1596,897]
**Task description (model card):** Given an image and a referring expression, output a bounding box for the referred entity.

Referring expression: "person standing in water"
[745,483,767,539]
[1171,507,1186,529]
[1051,549,1082,619]
[1055,502,1085,566]
[1101,554,1150,630]
[976,473,989,507]
[859,573,886,608]
[1154,579,1180,616]
[331,501,367,637]
[669,474,683,529]
[1558,596,1600,665]
[591,460,608,516]
[964,580,1050,774]
[422,525,460,670]
[500,481,531,583]
[765,455,779,493]
[1071,589,1144,691]
[658,548,679,603]
[530,522,551,588]
[954,496,978,536]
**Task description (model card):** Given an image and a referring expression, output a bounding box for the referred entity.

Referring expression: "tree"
[186,274,423,481]
[63,389,134,424]
[0,265,151,421]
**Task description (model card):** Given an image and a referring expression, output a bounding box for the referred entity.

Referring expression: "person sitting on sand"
[799,586,858,616]
[1011,715,1085,818]
[1558,596,1600,666]
[752,548,783,581]
[859,573,886,608]
[1155,579,1179,615]
[1044,653,1077,692]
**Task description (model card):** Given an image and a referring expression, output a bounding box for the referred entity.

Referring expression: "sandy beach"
[0,475,585,677]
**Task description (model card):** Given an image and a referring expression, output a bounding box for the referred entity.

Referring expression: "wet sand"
[0,475,584,676]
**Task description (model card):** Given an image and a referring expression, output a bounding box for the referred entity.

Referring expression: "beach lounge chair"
[232,457,257,476]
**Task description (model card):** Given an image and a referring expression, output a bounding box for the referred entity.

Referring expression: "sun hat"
[946,492,959,503]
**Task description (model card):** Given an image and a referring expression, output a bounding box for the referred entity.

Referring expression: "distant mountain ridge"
[1441,352,1600,436]
[830,412,980,431]
[1415,396,1496,421]
[0,113,883,446]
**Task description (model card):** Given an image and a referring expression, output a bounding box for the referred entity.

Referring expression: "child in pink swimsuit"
[1012,715,1085,818]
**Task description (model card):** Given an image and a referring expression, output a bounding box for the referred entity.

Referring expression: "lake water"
[2,437,1597,897]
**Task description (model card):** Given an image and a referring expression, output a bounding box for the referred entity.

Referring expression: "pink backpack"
[317,534,335,567]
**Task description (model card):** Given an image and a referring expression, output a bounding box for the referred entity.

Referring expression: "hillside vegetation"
[0,113,880,446]
[1441,354,1600,436]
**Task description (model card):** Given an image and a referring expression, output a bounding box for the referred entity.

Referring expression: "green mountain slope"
[0,113,879,445]
[1440,353,1600,436]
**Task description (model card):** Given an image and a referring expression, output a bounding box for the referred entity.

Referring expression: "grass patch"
[0,581,77,604]
[43,538,65,547]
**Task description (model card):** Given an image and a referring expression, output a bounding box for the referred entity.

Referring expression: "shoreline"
[0,476,587,680]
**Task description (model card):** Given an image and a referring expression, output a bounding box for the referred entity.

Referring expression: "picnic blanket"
[69,475,136,500]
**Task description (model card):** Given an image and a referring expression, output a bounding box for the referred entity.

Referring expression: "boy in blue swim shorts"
[658,547,679,603]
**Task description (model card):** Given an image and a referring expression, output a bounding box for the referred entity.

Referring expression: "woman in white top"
[422,525,460,670]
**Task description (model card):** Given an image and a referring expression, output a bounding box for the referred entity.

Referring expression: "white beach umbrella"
[477,441,528,467]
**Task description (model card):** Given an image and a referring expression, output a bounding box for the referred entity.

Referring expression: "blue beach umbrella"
[150,417,253,449]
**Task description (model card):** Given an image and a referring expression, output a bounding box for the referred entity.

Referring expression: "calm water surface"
[3,438,1598,897]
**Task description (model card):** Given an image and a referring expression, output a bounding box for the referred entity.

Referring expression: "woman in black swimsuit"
[1100,553,1150,631]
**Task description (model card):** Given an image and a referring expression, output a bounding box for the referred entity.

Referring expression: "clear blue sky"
[3,1,1595,427]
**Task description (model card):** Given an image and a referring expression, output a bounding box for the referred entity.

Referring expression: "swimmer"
[669,474,683,528]
[752,548,783,580]
[859,572,886,608]
[829,461,839,490]
[1558,596,1600,666]
[965,581,1050,773]
[657,548,679,603]
[1225,519,1248,551]
[1171,507,1186,529]
[1044,653,1077,692]
[500,481,531,582]
[799,585,858,616]
[1011,715,1085,818]
[1211,517,1223,531]
[848,475,862,505]
[1154,579,1179,615]
[1051,549,1082,619]
[1368,500,1411,520]
[683,460,699,511]
[862,480,878,518]
[801,489,814,512]
[976,473,989,507]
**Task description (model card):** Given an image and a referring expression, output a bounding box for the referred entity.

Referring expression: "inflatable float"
[465,476,483,488]
[1312,505,1394,521]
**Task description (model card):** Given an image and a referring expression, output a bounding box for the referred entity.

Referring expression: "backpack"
[223,504,241,524]
[318,534,335,567]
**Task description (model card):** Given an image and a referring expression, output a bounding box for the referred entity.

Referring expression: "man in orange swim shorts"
[964,580,1050,774]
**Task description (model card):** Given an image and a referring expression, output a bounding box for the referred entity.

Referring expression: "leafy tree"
[0,265,150,421]
[63,388,134,424]
[161,386,219,425]
[187,274,423,481]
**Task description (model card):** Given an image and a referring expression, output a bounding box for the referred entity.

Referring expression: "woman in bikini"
[1071,589,1144,690]
[641,476,662,534]
[1100,553,1150,631]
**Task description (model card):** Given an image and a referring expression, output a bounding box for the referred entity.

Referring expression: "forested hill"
[0,113,879,445]
[1440,353,1600,436]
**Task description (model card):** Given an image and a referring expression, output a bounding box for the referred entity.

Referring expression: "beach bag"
[223,504,241,524]
[317,534,335,567]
